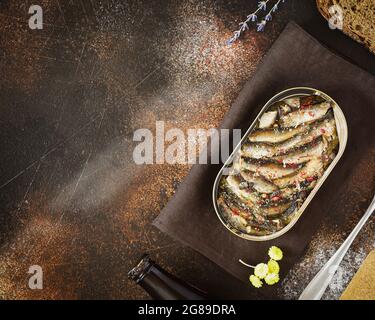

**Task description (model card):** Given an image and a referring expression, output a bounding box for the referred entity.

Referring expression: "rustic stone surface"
[0,0,374,299]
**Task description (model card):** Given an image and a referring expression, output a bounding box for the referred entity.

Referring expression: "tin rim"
[212,87,348,241]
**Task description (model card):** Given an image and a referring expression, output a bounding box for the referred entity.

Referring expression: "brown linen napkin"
[153,21,375,297]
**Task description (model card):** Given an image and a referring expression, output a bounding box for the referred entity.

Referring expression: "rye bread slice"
[316,0,375,55]
[340,251,375,300]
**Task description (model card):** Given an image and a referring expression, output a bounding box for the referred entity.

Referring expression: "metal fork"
[299,194,375,300]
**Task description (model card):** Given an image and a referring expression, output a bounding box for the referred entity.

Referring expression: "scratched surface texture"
[0,0,374,300]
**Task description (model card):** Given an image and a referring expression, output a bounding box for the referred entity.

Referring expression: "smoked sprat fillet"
[217,94,339,236]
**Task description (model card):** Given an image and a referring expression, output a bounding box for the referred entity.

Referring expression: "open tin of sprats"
[212,87,348,241]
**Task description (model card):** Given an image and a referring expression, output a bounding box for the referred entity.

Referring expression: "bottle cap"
[128,254,153,282]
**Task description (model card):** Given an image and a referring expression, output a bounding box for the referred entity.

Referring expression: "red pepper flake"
[320,128,326,134]
[232,208,239,216]
[308,111,315,117]
[287,163,299,169]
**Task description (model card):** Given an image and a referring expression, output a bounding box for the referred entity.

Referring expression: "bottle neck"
[128,254,206,300]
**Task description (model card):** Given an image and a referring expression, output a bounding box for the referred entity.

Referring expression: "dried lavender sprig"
[257,0,285,32]
[226,0,271,45]
[227,0,287,44]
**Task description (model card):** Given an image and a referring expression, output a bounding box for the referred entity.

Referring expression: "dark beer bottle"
[128,254,207,300]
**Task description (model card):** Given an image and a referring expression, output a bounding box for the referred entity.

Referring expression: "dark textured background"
[0,0,374,299]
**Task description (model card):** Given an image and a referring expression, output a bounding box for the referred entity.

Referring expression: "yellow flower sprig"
[249,275,263,288]
[267,259,280,274]
[239,246,283,288]
[268,246,283,261]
